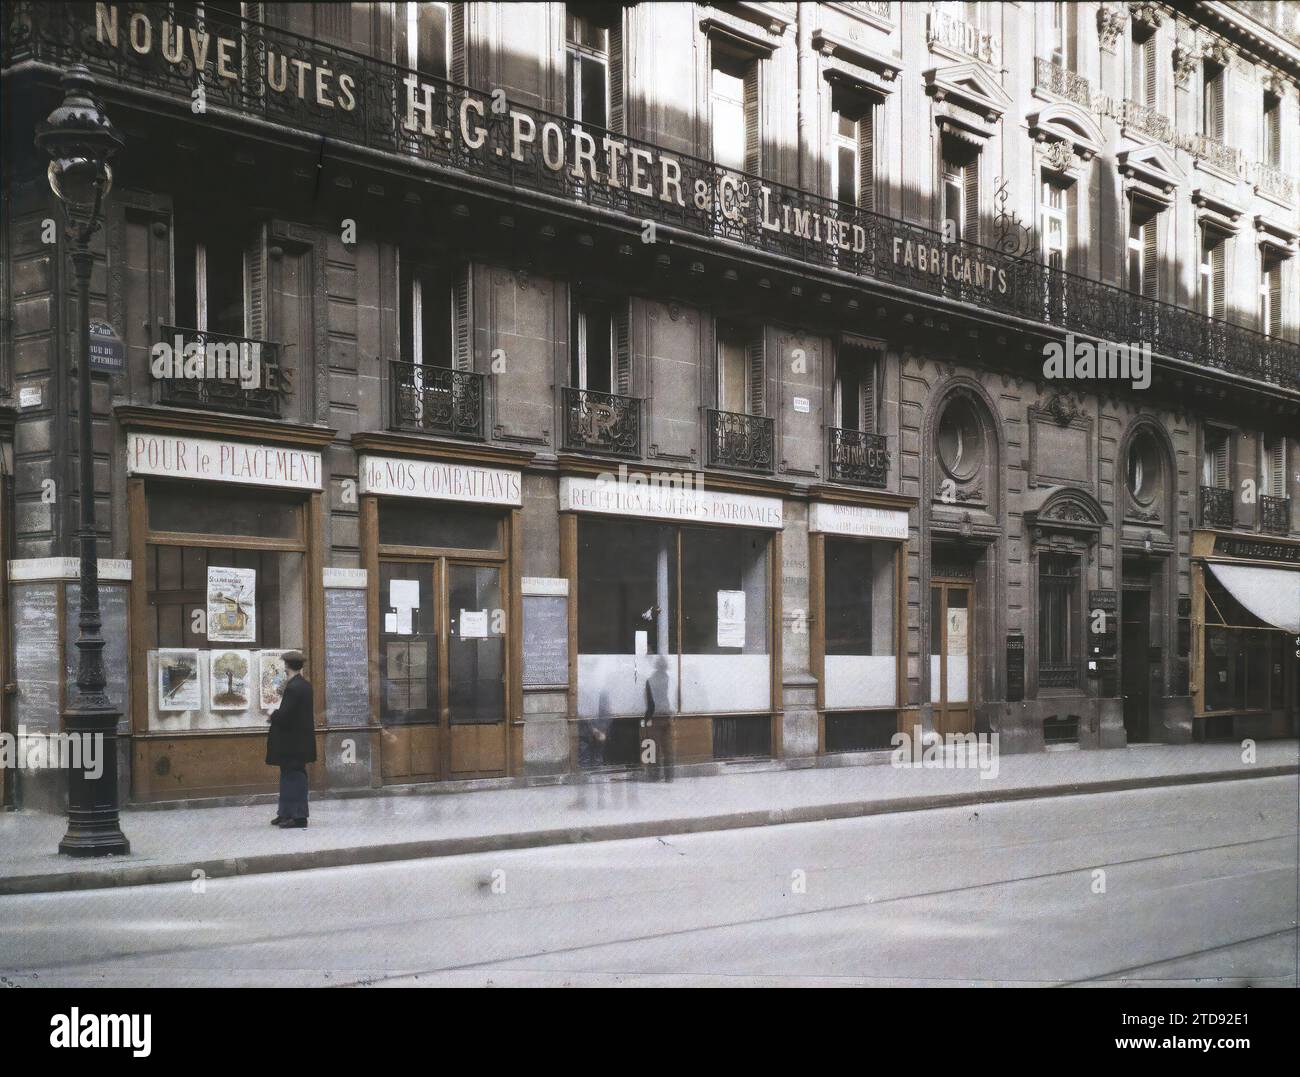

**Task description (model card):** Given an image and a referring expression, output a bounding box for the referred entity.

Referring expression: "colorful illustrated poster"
[258,649,290,711]
[209,649,252,711]
[157,649,201,711]
[207,566,257,642]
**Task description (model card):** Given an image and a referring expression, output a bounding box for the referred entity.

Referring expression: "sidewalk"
[1,741,1295,895]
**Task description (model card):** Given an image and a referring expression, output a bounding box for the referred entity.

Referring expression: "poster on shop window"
[717,590,746,649]
[207,566,257,642]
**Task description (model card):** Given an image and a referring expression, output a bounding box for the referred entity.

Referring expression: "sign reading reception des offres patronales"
[76,3,1016,289]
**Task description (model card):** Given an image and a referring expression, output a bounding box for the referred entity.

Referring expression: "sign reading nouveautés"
[359,454,522,506]
[809,502,910,539]
[561,476,783,529]
[126,431,322,490]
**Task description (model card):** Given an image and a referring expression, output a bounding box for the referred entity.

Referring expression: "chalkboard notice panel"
[1006,631,1024,703]
[65,584,131,730]
[523,594,568,687]
[325,587,370,727]
[15,583,60,733]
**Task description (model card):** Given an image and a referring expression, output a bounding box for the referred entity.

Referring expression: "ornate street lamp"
[35,66,129,856]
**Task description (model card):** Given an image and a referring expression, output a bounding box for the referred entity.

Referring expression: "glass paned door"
[447,563,507,776]
[379,562,439,781]
[930,581,972,734]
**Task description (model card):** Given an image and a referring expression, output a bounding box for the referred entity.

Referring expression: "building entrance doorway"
[1122,588,1152,742]
[930,579,973,735]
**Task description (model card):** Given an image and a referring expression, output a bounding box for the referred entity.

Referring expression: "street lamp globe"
[34,64,124,223]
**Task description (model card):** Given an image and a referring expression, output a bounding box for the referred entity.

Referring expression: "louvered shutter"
[1265,99,1281,165]
[1267,263,1282,336]
[1143,35,1156,106]
[453,264,471,371]
[609,17,625,134]
[746,334,765,416]
[450,3,466,84]
[1269,438,1286,497]
[860,356,876,434]
[963,157,979,243]
[614,302,631,395]
[244,223,267,339]
[743,61,760,176]
[858,107,875,212]
[1142,217,1158,300]
[1210,240,1225,320]
[1205,69,1224,139]
[1213,437,1229,489]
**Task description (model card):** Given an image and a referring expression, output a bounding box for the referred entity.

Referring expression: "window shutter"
[1210,240,1225,320]
[1142,217,1158,300]
[1143,35,1156,106]
[746,334,765,416]
[858,108,875,212]
[1269,438,1286,497]
[243,223,267,340]
[860,358,876,434]
[1205,69,1224,139]
[1267,264,1282,336]
[1206,434,1229,488]
[614,302,631,395]
[743,61,760,175]
[453,264,472,371]
[963,157,979,243]
[608,18,625,134]
[450,2,466,84]
[1265,99,1280,165]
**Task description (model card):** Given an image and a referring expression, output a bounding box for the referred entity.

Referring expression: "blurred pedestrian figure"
[266,651,315,828]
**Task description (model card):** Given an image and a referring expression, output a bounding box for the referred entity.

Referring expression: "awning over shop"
[1206,563,1300,633]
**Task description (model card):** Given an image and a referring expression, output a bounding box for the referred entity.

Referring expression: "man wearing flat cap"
[266,651,315,828]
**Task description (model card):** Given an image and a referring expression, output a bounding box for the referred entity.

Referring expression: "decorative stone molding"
[1128,2,1163,32]
[1042,392,1083,428]
[1171,41,1199,87]
[1192,188,1245,232]
[1199,37,1235,69]
[812,27,903,86]
[925,61,1012,124]
[1038,138,1077,175]
[1028,103,1105,162]
[1118,142,1184,201]
[1097,5,1129,52]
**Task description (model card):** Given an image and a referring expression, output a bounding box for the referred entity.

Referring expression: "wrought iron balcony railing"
[1039,663,1079,689]
[1199,485,1235,529]
[1260,495,1291,535]
[155,326,282,418]
[7,2,1299,394]
[389,361,484,440]
[562,386,641,458]
[828,428,890,488]
[707,409,774,473]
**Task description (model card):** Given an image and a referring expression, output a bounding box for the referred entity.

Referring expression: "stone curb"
[1,764,1293,896]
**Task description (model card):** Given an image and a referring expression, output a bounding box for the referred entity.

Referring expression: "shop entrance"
[930,579,973,735]
[1121,589,1151,742]
[374,497,510,783]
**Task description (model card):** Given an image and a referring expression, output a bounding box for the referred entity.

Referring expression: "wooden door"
[930,580,973,735]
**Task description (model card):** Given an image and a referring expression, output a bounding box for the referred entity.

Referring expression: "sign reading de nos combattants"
[88,3,939,268]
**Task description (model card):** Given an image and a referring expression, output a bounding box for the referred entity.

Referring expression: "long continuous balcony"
[7,3,1299,393]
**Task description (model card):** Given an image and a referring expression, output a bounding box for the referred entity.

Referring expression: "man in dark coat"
[266,651,315,828]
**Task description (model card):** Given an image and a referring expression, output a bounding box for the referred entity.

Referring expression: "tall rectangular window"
[1128,203,1159,299]
[1201,228,1227,320]
[941,139,979,243]
[834,342,877,433]
[566,8,609,131]
[1202,61,1225,140]
[173,205,262,338]
[1040,176,1067,269]
[711,46,759,174]
[570,297,628,394]
[1132,25,1156,107]
[1260,434,1286,497]
[1263,91,1281,167]
[399,255,454,367]
[1202,428,1230,488]
[830,86,877,212]
[400,2,449,79]
[1048,1,1076,69]
[1038,554,1078,672]
[1260,253,1282,336]
[716,322,764,416]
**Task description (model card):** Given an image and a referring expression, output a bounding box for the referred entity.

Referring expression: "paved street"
[2,775,1295,987]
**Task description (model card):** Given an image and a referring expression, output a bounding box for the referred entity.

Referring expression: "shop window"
[1128,202,1160,300]
[936,395,984,482]
[1200,228,1227,320]
[173,205,265,339]
[1263,90,1281,168]
[1203,574,1283,713]
[1202,59,1225,141]
[576,517,771,720]
[1038,554,1078,677]
[1131,22,1156,107]
[834,343,878,433]
[711,43,760,174]
[1126,429,1162,507]
[823,538,897,709]
[830,84,877,212]
[1260,253,1282,336]
[378,501,501,550]
[143,482,307,731]
[941,138,979,243]
[716,321,764,416]
[570,297,630,394]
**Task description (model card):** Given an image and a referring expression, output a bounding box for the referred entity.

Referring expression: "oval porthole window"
[1127,431,1160,505]
[937,396,984,481]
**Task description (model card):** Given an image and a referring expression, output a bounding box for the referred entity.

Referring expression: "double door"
[379,557,506,782]
[930,580,973,735]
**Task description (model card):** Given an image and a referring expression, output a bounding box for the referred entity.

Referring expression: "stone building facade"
[1,1,1297,810]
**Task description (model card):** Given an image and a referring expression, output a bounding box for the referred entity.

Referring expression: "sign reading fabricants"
[561,476,783,529]
[126,431,322,490]
[809,502,909,539]
[359,454,522,506]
